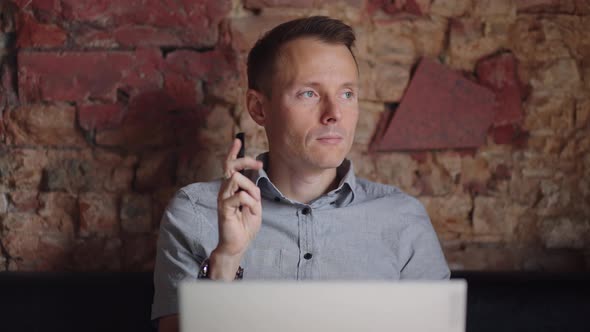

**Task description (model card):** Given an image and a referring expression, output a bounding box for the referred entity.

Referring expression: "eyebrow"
[296,81,359,89]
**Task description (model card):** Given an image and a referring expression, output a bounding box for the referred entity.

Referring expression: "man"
[152,16,449,331]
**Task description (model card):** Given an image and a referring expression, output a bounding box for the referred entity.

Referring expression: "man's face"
[262,37,359,172]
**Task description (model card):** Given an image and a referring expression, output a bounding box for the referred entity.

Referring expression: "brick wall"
[0,0,588,271]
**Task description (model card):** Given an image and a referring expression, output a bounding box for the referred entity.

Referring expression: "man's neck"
[266,152,340,204]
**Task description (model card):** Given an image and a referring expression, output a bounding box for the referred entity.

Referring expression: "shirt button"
[302,207,311,215]
[304,253,313,260]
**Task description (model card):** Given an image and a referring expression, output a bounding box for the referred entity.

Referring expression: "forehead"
[274,37,358,87]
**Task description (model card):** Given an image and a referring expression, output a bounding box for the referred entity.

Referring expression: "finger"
[220,171,261,201]
[223,139,243,179]
[225,138,241,163]
[226,157,263,174]
[221,191,261,216]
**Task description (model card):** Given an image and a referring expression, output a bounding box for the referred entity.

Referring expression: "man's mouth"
[316,135,343,144]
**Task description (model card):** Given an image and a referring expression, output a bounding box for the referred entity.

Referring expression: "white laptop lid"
[180,280,467,332]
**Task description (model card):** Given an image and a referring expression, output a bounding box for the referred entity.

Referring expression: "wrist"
[206,249,244,281]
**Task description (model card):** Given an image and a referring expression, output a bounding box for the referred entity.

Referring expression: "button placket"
[299,206,313,279]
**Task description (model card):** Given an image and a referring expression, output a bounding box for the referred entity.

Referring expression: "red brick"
[164,49,237,84]
[14,0,61,14]
[1,63,18,110]
[516,0,590,15]
[372,58,496,151]
[151,187,177,228]
[42,149,134,193]
[78,104,125,131]
[112,26,182,47]
[8,191,40,212]
[121,233,158,270]
[120,194,152,233]
[1,212,74,271]
[367,0,429,16]
[18,50,162,103]
[94,91,177,149]
[0,149,48,191]
[476,53,525,126]
[58,0,231,47]
[244,0,315,8]
[70,238,122,271]
[7,191,40,212]
[16,13,67,48]
[228,15,297,52]
[163,72,204,112]
[79,193,119,237]
[135,151,176,192]
[405,0,431,15]
[37,192,78,227]
[491,124,529,147]
[5,103,86,146]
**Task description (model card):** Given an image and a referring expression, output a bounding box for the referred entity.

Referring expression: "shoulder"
[355,178,428,220]
[175,179,222,209]
[161,179,222,231]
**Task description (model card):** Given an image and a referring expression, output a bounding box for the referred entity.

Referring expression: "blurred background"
[0,0,588,275]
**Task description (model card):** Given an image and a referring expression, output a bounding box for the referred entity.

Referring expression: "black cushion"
[0,271,588,332]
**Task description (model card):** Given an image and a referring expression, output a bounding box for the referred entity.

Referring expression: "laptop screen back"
[180,280,466,332]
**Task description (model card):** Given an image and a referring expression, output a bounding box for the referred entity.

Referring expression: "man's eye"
[302,91,315,98]
[343,91,354,99]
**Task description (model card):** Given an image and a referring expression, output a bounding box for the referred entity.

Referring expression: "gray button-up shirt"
[151,154,450,320]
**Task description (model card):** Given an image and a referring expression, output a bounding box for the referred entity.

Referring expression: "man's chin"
[307,154,346,170]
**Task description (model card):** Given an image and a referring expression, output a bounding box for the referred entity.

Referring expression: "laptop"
[179,280,467,332]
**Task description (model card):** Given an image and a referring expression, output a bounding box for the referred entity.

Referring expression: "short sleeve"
[399,200,450,280]
[151,190,207,320]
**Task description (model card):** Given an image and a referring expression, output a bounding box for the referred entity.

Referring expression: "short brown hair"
[247,16,357,96]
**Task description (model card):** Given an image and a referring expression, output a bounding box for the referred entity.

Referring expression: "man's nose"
[320,95,342,124]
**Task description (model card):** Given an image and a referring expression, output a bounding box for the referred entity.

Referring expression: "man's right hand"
[209,138,263,281]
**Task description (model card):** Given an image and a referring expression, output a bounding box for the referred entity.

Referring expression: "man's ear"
[246,89,267,126]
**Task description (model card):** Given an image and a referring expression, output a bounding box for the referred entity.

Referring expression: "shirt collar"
[243,152,357,206]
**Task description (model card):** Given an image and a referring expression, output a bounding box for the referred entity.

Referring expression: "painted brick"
[372,58,496,151]
[16,13,67,48]
[18,50,162,103]
[476,53,525,126]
